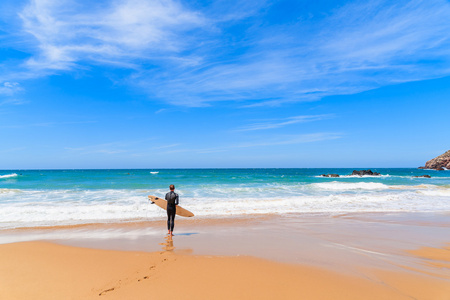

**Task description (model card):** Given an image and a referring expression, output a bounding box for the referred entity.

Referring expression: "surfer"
[165,184,179,236]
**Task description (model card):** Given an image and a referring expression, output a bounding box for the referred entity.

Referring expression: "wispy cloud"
[0,120,96,128]
[151,143,180,150]
[152,132,342,155]
[64,138,157,155]
[4,0,450,107]
[134,0,450,106]
[155,108,167,114]
[236,114,333,131]
[65,142,128,155]
[0,82,24,104]
[0,98,28,106]
[0,147,27,154]
[233,132,342,148]
[18,0,206,72]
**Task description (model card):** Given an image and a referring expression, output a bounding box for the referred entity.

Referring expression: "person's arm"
[175,194,179,206]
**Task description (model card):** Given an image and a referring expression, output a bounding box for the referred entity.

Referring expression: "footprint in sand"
[99,287,115,296]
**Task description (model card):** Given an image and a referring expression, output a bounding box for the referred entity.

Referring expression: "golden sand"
[1,241,449,300]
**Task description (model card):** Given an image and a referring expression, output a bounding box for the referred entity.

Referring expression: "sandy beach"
[1,213,450,299]
[2,0,450,295]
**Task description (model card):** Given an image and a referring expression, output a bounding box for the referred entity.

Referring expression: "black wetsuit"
[165,191,179,232]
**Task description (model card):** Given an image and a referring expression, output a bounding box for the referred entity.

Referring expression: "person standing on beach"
[165,184,179,236]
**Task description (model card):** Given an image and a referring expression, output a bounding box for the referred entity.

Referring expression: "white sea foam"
[150,172,159,174]
[310,182,389,190]
[316,175,391,178]
[418,188,450,197]
[0,183,449,229]
[0,189,23,195]
[0,189,151,229]
[0,173,18,179]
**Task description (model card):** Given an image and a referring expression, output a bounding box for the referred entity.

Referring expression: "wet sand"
[1,212,450,299]
[1,241,449,300]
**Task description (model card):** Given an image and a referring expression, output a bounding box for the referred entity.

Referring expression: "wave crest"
[0,173,18,179]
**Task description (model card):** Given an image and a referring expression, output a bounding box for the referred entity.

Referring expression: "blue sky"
[0,0,449,169]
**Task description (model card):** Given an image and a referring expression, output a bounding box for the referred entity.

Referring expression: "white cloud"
[8,0,450,107]
[0,82,23,96]
[4,82,19,88]
[152,132,342,155]
[0,82,25,105]
[63,137,158,155]
[152,143,180,150]
[0,147,27,154]
[0,120,96,128]
[234,133,342,148]
[155,108,167,114]
[135,0,450,106]
[236,114,333,131]
[0,99,28,106]
[19,0,206,71]
[65,142,128,155]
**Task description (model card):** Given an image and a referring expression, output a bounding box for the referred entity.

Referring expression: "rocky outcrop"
[351,170,380,176]
[321,174,340,177]
[419,150,450,170]
[413,175,431,178]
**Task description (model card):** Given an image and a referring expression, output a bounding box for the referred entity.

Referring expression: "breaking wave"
[0,183,449,229]
[0,173,18,179]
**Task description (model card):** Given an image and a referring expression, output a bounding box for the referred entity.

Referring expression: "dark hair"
[169,184,175,190]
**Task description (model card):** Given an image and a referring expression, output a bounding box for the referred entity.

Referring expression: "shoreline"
[1,212,450,266]
[2,212,450,261]
[3,167,450,231]
[2,209,450,231]
[1,212,449,299]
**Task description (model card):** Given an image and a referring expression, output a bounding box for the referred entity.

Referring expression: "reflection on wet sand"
[159,235,175,252]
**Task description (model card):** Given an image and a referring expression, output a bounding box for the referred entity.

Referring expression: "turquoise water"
[1,168,449,229]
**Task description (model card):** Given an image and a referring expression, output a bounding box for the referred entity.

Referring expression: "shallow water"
[1,168,449,229]
[2,212,449,280]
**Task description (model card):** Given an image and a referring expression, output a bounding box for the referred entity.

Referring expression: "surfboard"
[148,195,194,217]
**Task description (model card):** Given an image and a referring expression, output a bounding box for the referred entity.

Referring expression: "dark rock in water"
[321,174,340,177]
[419,150,450,170]
[351,170,380,176]
[413,175,431,178]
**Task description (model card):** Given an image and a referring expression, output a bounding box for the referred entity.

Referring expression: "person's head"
[169,184,175,191]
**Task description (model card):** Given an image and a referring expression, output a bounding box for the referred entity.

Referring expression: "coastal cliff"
[419,150,450,170]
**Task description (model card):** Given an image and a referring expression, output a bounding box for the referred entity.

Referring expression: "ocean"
[1,168,449,230]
